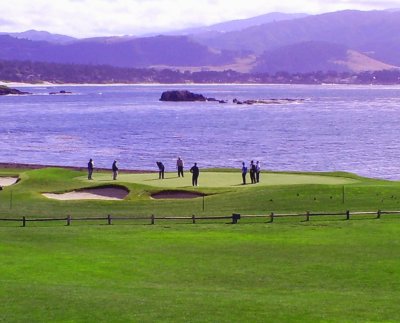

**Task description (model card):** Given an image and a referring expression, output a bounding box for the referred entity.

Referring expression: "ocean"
[1,83,400,179]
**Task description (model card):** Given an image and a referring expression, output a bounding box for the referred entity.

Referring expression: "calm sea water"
[1,84,400,179]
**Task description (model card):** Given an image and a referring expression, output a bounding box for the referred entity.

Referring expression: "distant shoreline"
[3,82,400,88]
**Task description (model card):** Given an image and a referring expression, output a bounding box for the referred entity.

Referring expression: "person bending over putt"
[156,161,165,179]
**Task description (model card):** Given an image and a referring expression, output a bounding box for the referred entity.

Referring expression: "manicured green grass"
[0,167,400,219]
[1,220,400,322]
[2,167,400,321]
[82,171,358,188]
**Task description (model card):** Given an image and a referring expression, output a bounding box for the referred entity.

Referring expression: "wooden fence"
[240,210,400,222]
[1,210,400,227]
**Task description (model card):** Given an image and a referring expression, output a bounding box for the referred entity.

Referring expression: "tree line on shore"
[1,59,400,85]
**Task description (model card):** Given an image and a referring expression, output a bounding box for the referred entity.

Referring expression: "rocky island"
[160,90,303,105]
[49,90,73,95]
[160,90,207,102]
[160,90,226,103]
[0,85,30,96]
[233,98,304,105]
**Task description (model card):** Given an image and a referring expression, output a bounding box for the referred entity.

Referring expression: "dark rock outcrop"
[160,90,206,102]
[234,98,304,105]
[49,90,72,95]
[0,85,30,95]
[159,90,303,105]
[207,97,227,103]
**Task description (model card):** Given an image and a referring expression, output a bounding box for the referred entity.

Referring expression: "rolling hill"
[252,41,399,73]
[195,10,400,54]
[193,10,400,72]
[0,34,235,68]
[168,12,308,35]
[1,29,76,44]
[1,9,400,74]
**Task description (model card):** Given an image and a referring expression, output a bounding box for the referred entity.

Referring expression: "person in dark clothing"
[156,161,165,179]
[190,163,199,186]
[256,161,261,183]
[250,160,256,184]
[87,158,94,180]
[112,160,118,180]
[241,162,247,185]
[176,157,184,177]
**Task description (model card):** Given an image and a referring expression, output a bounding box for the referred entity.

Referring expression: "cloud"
[0,0,398,37]
[0,17,16,27]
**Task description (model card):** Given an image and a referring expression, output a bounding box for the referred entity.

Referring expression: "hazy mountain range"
[0,30,76,44]
[165,12,309,35]
[1,9,400,74]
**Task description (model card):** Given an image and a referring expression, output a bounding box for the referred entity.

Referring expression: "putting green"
[81,172,358,188]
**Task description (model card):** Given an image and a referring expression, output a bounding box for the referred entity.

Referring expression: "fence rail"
[1,210,400,227]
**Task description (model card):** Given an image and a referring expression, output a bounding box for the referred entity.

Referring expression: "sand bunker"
[0,177,18,187]
[43,186,129,201]
[151,190,206,199]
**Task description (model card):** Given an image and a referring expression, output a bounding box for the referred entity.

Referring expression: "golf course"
[1,166,400,322]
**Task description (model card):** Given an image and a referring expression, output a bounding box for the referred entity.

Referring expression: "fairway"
[81,171,358,188]
[2,220,400,322]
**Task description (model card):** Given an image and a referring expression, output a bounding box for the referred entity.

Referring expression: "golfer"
[112,160,118,180]
[87,158,94,180]
[256,161,261,183]
[177,157,184,177]
[190,163,199,186]
[156,161,165,179]
[241,162,247,185]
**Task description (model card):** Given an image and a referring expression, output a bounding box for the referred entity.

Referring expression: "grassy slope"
[1,167,399,218]
[2,167,400,322]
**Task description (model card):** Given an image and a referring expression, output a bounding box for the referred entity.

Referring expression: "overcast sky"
[1,0,399,38]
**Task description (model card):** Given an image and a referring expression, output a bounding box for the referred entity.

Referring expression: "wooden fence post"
[306,211,310,222]
[377,210,381,219]
[192,214,196,224]
[346,210,350,220]
[22,216,26,227]
[232,213,240,224]
[269,212,274,223]
[67,215,71,226]
[151,214,155,225]
[107,214,112,225]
